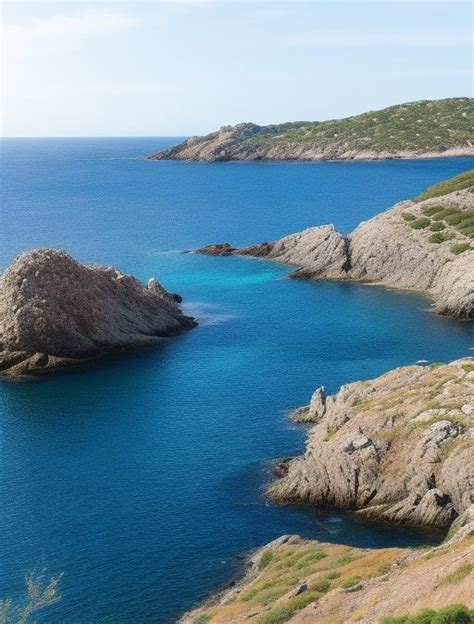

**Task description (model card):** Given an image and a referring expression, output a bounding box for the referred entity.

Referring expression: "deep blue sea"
[0,138,473,623]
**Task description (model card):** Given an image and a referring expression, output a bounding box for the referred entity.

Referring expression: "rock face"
[0,249,197,379]
[180,509,474,623]
[196,243,236,256]
[148,98,474,162]
[268,359,474,529]
[205,178,473,320]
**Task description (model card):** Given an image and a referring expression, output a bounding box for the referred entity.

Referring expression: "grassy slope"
[250,98,473,152]
[415,169,474,201]
[190,530,474,624]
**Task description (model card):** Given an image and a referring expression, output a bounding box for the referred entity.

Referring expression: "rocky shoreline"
[199,171,474,320]
[0,249,196,379]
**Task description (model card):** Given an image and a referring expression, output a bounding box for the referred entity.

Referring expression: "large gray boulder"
[0,249,196,378]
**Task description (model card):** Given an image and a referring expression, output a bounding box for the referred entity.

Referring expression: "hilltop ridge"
[149,98,474,162]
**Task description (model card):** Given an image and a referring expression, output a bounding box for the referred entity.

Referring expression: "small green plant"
[462,363,474,373]
[429,362,444,369]
[193,615,211,624]
[323,570,341,580]
[257,591,319,624]
[442,563,472,585]
[311,578,331,593]
[423,205,446,217]
[259,550,274,570]
[341,575,362,589]
[408,218,431,229]
[429,232,452,244]
[430,221,446,231]
[402,212,416,222]
[380,604,474,623]
[450,243,471,255]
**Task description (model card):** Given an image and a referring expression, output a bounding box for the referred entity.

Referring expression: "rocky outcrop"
[196,243,236,256]
[268,359,474,529]
[0,249,196,379]
[148,98,474,162]
[180,510,474,623]
[201,180,474,320]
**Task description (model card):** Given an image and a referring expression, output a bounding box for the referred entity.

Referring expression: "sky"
[1,0,472,137]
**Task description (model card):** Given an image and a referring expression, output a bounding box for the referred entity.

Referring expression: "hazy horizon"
[2,1,472,138]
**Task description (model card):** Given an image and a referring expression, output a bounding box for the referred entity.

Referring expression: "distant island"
[148,97,474,162]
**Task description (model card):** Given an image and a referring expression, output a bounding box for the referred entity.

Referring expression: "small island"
[148,98,474,162]
[0,249,196,379]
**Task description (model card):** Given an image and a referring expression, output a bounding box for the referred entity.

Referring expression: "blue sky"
[2,1,472,136]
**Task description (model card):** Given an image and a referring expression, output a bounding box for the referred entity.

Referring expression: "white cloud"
[287,32,472,48]
[3,10,140,60]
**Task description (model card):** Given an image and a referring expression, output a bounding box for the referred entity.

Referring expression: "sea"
[0,137,473,623]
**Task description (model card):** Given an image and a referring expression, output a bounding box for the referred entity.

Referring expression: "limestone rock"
[233,187,474,320]
[0,249,196,379]
[268,359,474,528]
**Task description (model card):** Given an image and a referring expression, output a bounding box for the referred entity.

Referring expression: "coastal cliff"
[180,509,474,623]
[180,359,474,622]
[199,170,474,319]
[270,359,474,529]
[0,249,196,379]
[149,98,474,162]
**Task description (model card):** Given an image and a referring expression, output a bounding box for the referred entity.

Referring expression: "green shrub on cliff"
[450,243,471,255]
[409,218,431,229]
[415,169,474,202]
[429,232,452,244]
[380,604,474,623]
[430,222,446,231]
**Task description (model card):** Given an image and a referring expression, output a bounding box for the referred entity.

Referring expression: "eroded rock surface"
[206,184,473,319]
[268,359,474,528]
[0,249,196,379]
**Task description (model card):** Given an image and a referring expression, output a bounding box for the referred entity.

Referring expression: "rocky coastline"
[0,249,196,379]
[198,171,474,320]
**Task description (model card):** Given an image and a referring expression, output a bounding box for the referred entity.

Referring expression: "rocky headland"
[271,358,474,529]
[199,169,474,320]
[180,359,474,622]
[149,98,474,162]
[0,249,196,379]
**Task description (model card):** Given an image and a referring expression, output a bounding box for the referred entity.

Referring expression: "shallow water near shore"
[0,139,473,623]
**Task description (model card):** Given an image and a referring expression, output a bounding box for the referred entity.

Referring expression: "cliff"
[0,249,196,379]
[149,98,474,162]
[180,509,474,623]
[269,359,474,529]
[199,170,474,319]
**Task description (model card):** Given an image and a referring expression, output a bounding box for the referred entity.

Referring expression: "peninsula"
[149,98,474,162]
[198,169,474,320]
[0,249,196,379]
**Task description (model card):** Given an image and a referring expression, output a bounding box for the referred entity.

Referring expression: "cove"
[0,138,473,623]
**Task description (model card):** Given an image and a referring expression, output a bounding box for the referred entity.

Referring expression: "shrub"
[194,615,211,624]
[324,570,341,579]
[430,222,446,231]
[257,592,319,624]
[450,243,471,255]
[311,578,331,593]
[402,212,416,221]
[444,212,465,225]
[429,232,452,244]
[462,363,474,373]
[429,207,459,220]
[259,550,274,570]
[423,205,446,217]
[380,604,474,623]
[409,218,431,229]
[341,575,362,589]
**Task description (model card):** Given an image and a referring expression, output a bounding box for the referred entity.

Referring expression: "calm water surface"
[1,139,473,623]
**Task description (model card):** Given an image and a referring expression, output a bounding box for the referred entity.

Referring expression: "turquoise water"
[0,139,473,623]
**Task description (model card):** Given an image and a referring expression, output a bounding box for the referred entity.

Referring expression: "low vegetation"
[379,604,474,624]
[415,169,474,202]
